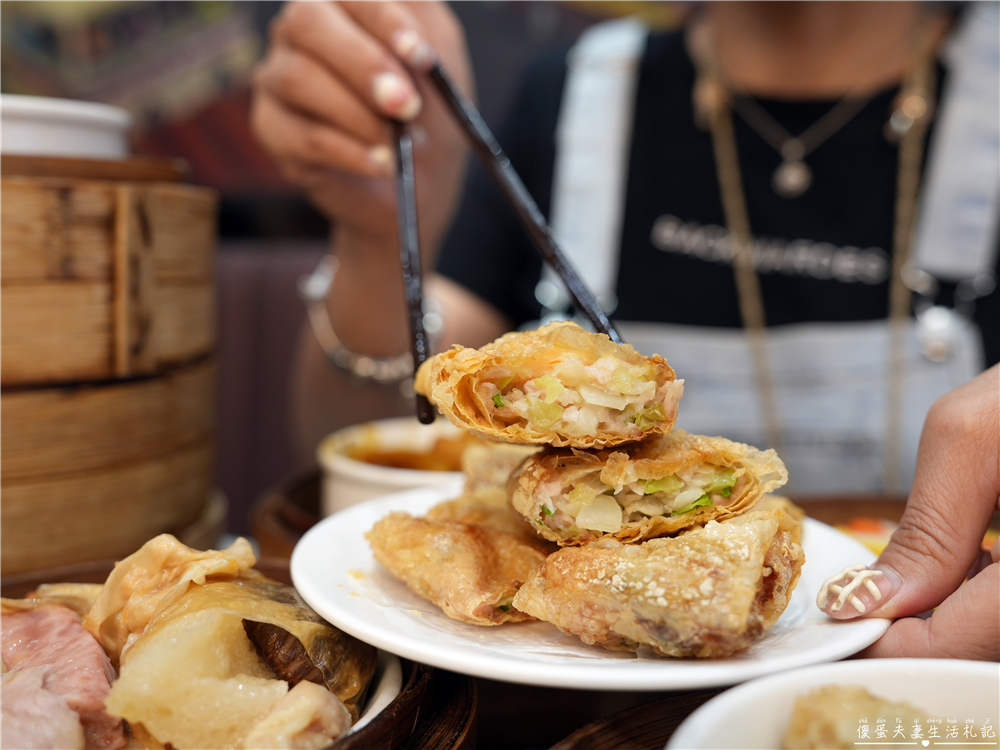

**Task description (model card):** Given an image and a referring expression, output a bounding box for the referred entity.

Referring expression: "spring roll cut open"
[511,430,788,545]
[415,322,683,448]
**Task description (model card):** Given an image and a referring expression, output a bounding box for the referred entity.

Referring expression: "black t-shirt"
[438,31,1000,367]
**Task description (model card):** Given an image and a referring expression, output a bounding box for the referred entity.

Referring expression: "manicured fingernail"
[816,564,895,619]
[393,29,433,68]
[369,145,393,175]
[373,72,421,120]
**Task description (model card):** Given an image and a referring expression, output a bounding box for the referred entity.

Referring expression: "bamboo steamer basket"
[1,164,215,384]
[1,155,219,574]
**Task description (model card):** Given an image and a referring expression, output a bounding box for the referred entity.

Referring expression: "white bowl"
[1,94,131,158]
[667,658,1000,749]
[317,417,465,516]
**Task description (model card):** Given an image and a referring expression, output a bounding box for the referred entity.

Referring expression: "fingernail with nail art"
[368,145,393,175]
[393,30,433,68]
[373,72,422,120]
[816,564,894,618]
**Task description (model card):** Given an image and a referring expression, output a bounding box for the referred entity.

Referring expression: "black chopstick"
[393,121,435,424]
[426,64,623,344]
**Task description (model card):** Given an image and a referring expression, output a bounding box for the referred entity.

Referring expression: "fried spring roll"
[511,430,788,545]
[366,512,548,626]
[511,508,804,658]
[755,494,805,545]
[415,322,683,448]
[426,491,556,553]
[460,439,539,494]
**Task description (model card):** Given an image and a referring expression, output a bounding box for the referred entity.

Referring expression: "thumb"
[817,366,999,620]
[857,557,999,660]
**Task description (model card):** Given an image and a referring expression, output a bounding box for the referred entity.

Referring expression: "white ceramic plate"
[667,659,1000,749]
[291,486,890,691]
[352,650,403,733]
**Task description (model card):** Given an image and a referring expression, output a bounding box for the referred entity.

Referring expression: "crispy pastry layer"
[511,508,804,658]
[426,491,557,554]
[414,322,682,448]
[366,512,548,626]
[511,430,788,545]
[755,494,805,545]
[460,439,539,494]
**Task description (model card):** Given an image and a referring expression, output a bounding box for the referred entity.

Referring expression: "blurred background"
[1,1,685,539]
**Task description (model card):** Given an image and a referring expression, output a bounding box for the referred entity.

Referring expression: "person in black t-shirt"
[252,2,999,661]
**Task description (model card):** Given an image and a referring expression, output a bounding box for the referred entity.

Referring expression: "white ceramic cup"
[318,417,465,516]
[1,94,132,158]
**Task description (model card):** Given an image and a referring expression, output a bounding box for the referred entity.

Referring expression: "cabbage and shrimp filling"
[479,354,678,438]
[534,464,744,535]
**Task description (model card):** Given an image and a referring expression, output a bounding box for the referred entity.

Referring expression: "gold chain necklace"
[730,89,879,199]
[692,18,938,492]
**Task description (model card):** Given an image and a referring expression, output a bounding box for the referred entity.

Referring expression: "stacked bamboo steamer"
[1,117,219,574]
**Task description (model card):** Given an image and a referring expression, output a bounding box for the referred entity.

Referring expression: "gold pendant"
[772,160,812,198]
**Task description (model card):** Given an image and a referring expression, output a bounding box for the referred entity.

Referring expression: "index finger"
[273,2,423,121]
[341,1,437,70]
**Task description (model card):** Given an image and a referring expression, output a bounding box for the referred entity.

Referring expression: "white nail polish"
[396,91,422,122]
[369,145,393,174]
[816,564,887,616]
[373,72,406,110]
[372,72,421,121]
[393,29,432,68]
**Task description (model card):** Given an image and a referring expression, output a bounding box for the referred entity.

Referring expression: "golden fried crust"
[759,508,804,629]
[460,439,539,493]
[511,430,788,546]
[511,509,805,658]
[414,322,679,448]
[755,494,806,545]
[365,512,548,626]
[426,492,557,554]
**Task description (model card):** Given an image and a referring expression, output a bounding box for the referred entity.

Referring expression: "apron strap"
[544,9,998,300]
[542,17,648,315]
[912,1,1000,281]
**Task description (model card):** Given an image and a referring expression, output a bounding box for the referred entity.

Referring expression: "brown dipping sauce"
[348,434,473,472]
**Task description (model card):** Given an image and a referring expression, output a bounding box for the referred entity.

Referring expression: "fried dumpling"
[511,430,787,545]
[415,321,683,448]
[512,508,804,658]
[366,512,548,626]
[426,491,555,554]
[755,494,805,545]
[460,439,539,494]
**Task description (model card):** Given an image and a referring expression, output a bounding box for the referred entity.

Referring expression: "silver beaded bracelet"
[297,255,441,383]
